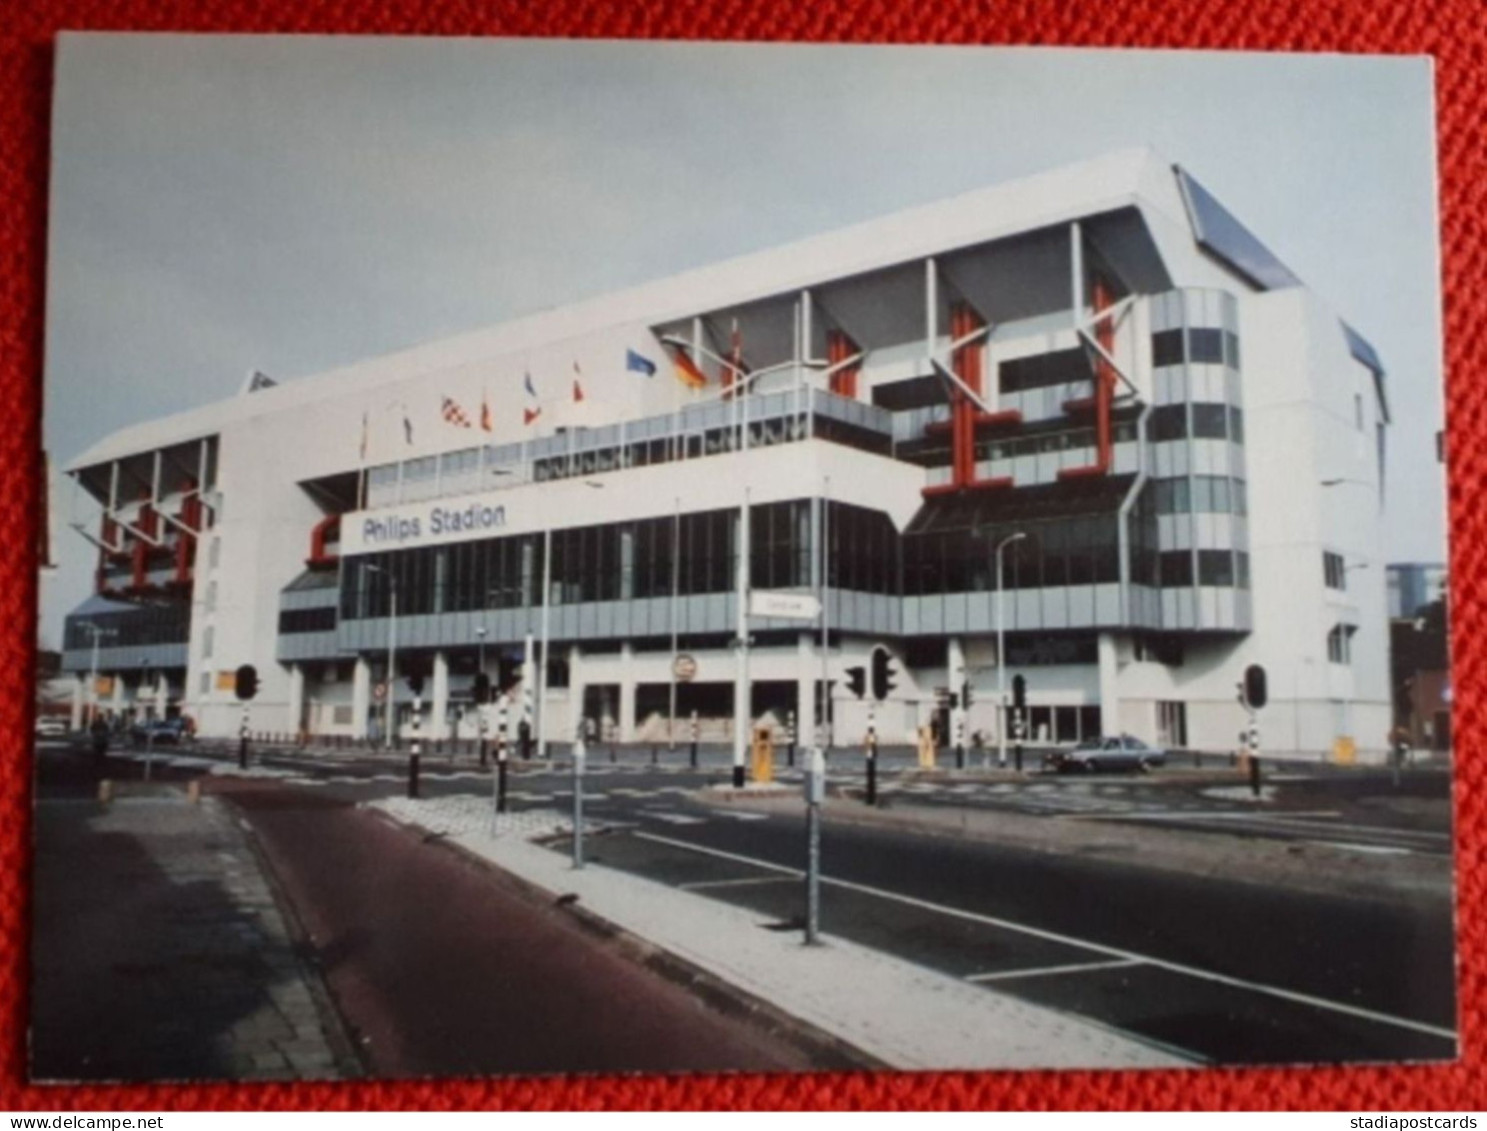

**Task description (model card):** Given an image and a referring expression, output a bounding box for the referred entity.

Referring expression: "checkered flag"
[441,395,473,428]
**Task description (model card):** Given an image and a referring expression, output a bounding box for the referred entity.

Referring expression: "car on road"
[130,717,188,746]
[34,718,68,738]
[1045,735,1168,773]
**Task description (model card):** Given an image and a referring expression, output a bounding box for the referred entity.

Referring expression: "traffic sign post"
[864,702,877,806]
[572,715,586,870]
[496,697,510,814]
[689,710,699,769]
[803,746,825,946]
[234,664,258,770]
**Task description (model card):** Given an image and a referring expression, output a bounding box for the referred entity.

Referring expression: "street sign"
[373,681,387,702]
[672,653,698,682]
[749,590,822,620]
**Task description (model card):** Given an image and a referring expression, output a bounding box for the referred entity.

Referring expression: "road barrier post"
[787,710,797,769]
[865,703,877,806]
[408,692,422,800]
[238,705,249,770]
[496,699,509,814]
[689,710,699,769]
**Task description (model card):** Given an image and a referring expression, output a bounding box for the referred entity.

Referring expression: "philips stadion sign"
[345,499,509,553]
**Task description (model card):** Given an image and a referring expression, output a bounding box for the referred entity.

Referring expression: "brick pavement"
[31,784,356,1082]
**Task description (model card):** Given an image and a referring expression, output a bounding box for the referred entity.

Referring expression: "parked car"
[1045,735,1168,773]
[130,717,188,746]
[34,717,68,738]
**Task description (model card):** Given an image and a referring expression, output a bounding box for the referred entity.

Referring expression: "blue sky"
[39,36,1443,646]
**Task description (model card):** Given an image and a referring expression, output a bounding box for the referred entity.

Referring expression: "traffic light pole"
[407,689,422,799]
[238,704,249,770]
[865,702,877,806]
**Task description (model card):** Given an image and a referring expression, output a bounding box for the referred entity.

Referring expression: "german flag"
[669,345,707,390]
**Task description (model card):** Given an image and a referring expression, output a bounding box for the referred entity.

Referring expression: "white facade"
[61,149,1394,761]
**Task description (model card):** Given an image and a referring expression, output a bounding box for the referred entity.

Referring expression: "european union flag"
[626,349,657,377]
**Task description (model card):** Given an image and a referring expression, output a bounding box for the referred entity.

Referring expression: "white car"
[34,718,69,738]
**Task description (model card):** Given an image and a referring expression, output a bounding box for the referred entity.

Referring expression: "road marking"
[967,959,1144,983]
[679,876,798,891]
[706,810,770,822]
[631,832,1457,1043]
[1309,842,1413,856]
[639,810,708,826]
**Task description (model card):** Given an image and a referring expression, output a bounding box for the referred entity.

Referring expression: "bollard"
[956,743,965,771]
[496,737,509,814]
[408,692,423,799]
[187,780,200,805]
[408,752,421,798]
[1014,744,1023,773]
[651,744,658,766]
[98,779,113,805]
[865,705,878,806]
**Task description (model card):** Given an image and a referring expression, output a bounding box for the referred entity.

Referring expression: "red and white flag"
[442,396,473,428]
[572,361,585,403]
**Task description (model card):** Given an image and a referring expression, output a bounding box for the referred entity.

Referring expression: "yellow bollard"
[187,780,201,805]
[1332,736,1357,765]
[918,725,937,770]
[97,779,112,805]
[751,725,774,784]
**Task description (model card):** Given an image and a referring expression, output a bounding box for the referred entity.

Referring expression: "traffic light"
[870,646,898,702]
[404,656,430,697]
[1243,664,1268,710]
[498,655,520,692]
[845,665,867,699]
[234,664,258,701]
[472,672,491,705]
[1012,674,1026,711]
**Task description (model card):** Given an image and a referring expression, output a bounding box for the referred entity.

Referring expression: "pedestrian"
[518,716,533,760]
[89,715,109,762]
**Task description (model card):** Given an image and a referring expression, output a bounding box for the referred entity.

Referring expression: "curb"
[362,806,883,1072]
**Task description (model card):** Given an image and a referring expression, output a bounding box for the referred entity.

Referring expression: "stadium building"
[59,149,1394,761]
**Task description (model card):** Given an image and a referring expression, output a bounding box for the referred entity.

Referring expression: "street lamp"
[81,622,116,726]
[365,563,397,749]
[536,480,605,762]
[994,531,1027,769]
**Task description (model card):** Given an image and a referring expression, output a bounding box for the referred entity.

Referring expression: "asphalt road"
[90,738,1459,1067]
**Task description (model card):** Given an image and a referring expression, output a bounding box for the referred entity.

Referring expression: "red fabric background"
[2,1,1480,1112]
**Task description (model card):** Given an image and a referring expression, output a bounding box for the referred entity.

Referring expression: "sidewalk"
[368,793,1191,1072]
[32,780,357,1082]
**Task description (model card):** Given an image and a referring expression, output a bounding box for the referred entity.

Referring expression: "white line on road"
[678,876,799,891]
[967,959,1144,983]
[631,831,1457,1042]
[639,810,708,826]
[706,810,770,822]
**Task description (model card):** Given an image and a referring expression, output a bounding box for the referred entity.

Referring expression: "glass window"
[1189,328,1224,364]
[1160,550,1193,588]
[1223,330,1241,370]
[1151,329,1185,368]
[1198,549,1234,587]
[1150,405,1187,442]
[1192,403,1229,439]
[1228,406,1245,444]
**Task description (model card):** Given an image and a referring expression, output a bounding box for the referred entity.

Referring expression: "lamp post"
[659,335,825,788]
[536,480,605,762]
[365,563,397,749]
[138,655,155,782]
[83,622,116,727]
[995,531,1027,769]
[668,494,680,753]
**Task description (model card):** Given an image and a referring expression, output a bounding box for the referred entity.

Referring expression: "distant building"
[58,150,1393,759]
[1388,563,1450,753]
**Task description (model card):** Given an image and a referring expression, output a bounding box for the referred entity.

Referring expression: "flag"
[524,371,537,398]
[626,349,656,377]
[442,395,473,428]
[669,346,707,390]
[523,406,542,426]
[572,360,585,403]
[403,414,414,446]
[359,410,369,461]
[522,370,541,426]
[480,390,493,433]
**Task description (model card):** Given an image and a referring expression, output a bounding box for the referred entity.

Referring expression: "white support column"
[154,672,169,719]
[70,676,85,731]
[352,657,371,739]
[618,641,636,743]
[288,663,305,738]
[431,650,450,741]
[797,631,816,749]
[1098,631,1119,736]
[110,672,125,718]
[947,636,967,703]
